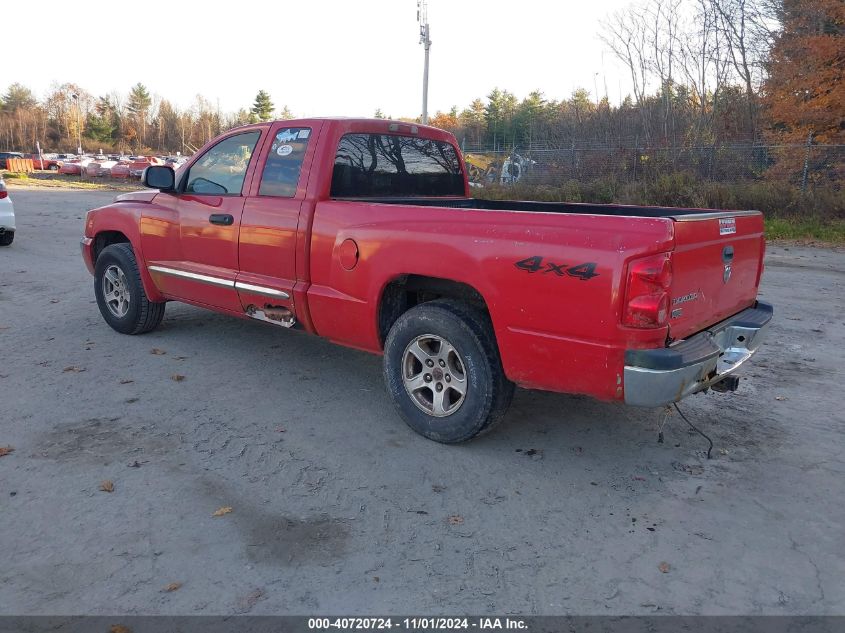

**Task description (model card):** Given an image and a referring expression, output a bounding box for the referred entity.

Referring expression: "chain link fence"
[461,142,845,191]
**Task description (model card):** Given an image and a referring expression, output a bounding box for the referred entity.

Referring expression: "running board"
[246,305,296,328]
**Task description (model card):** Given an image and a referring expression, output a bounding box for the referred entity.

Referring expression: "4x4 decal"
[514,256,599,281]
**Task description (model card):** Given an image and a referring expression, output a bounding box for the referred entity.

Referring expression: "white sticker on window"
[277,145,293,156]
[277,130,298,143]
[719,217,736,235]
[298,129,310,139]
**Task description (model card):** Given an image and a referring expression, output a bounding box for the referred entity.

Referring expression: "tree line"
[0,0,841,181]
[0,83,292,155]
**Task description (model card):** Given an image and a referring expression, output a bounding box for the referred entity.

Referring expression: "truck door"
[236,122,322,326]
[147,129,265,312]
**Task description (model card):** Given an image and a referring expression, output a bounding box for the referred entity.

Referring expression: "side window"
[331,133,464,197]
[184,131,261,195]
[258,128,311,197]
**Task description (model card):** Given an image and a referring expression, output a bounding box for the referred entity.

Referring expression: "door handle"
[209,214,234,226]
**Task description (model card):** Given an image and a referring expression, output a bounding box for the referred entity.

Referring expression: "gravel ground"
[1,188,843,616]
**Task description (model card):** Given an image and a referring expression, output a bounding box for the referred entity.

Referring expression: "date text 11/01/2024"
[308,617,528,630]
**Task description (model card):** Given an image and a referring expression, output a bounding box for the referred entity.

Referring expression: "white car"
[0,177,14,246]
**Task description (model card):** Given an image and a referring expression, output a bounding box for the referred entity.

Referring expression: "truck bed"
[333,196,759,219]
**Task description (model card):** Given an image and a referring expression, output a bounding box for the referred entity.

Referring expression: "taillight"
[623,253,673,328]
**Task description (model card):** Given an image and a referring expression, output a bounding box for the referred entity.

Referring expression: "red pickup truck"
[81,118,772,443]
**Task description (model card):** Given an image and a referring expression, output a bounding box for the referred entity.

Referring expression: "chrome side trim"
[148,265,234,288]
[234,281,290,300]
[671,210,761,222]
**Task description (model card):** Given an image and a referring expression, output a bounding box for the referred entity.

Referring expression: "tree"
[765,0,844,144]
[85,96,116,144]
[709,0,779,137]
[250,90,274,122]
[2,83,37,111]
[764,0,845,181]
[127,83,152,150]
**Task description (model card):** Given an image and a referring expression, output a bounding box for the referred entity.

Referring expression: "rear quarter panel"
[307,201,675,400]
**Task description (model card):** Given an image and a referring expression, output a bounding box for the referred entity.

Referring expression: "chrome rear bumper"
[623,301,773,407]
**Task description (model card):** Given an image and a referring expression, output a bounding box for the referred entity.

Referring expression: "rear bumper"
[623,301,773,407]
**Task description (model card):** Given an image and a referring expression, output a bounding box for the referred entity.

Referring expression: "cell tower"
[417,0,431,125]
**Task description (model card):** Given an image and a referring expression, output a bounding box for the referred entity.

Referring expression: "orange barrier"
[6,158,34,173]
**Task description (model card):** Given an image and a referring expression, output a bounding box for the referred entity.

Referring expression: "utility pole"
[417,0,431,125]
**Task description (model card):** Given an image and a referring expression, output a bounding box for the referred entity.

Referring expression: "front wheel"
[94,243,165,334]
[0,231,13,246]
[383,299,514,443]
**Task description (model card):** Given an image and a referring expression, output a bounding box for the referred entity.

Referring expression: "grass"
[479,174,845,244]
[763,217,845,243]
[1,171,138,191]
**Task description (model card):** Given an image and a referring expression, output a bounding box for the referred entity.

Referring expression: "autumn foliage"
[764,0,845,181]
[765,0,845,144]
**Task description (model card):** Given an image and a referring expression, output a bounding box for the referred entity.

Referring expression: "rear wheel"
[383,299,514,443]
[0,231,13,246]
[94,243,165,334]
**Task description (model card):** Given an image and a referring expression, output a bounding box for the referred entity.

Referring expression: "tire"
[383,299,514,443]
[0,232,13,246]
[49,165,59,171]
[94,243,165,334]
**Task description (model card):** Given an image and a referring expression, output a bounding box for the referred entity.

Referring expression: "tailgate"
[668,211,765,340]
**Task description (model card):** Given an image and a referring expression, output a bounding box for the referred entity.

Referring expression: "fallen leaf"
[658,562,671,573]
[151,348,167,355]
[119,379,134,384]
[432,484,446,493]
[164,582,182,592]
[125,397,139,404]
[109,626,132,633]
[235,588,265,612]
[632,475,646,481]
[212,506,233,517]
[447,515,464,525]
[63,366,86,373]
[775,396,788,401]
[373,576,380,582]
[0,446,14,458]
[170,374,186,382]
[174,356,188,361]
[50,299,60,304]
[100,480,115,493]
[275,426,286,433]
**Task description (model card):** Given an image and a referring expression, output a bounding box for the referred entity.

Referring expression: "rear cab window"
[331,133,464,197]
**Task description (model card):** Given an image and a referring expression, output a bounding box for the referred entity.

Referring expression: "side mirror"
[142,165,175,191]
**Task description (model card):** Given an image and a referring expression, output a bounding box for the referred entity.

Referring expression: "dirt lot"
[1,188,843,616]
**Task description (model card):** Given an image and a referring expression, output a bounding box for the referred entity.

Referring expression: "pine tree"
[127,83,152,150]
[250,90,275,122]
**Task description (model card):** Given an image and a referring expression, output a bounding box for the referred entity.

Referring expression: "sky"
[4,0,636,118]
